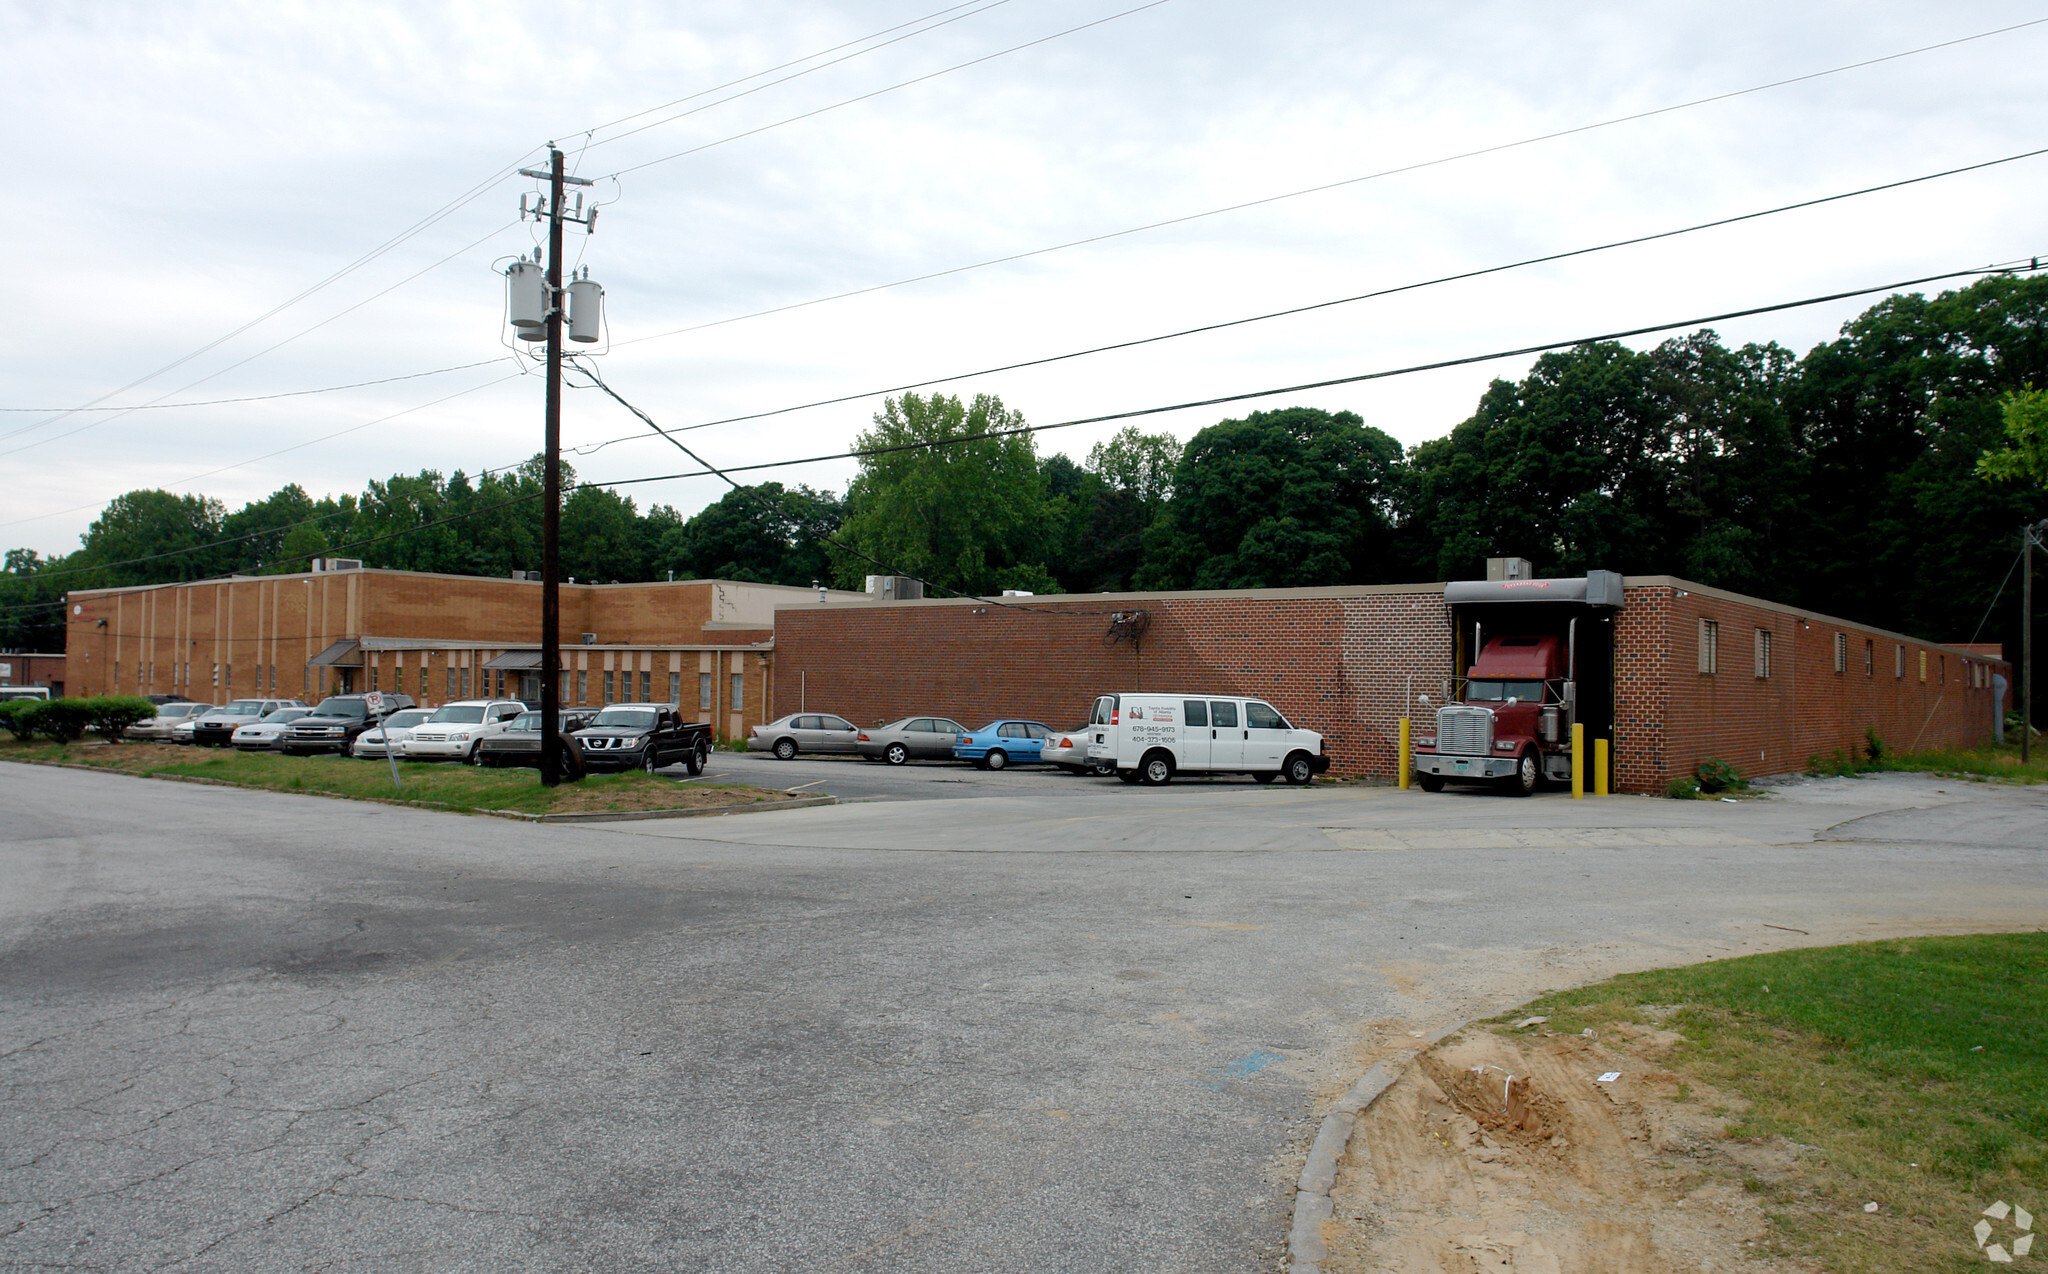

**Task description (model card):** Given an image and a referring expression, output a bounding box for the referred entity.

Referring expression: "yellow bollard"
[1571,722,1584,799]
[1398,717,1411,789]
[1594,737,1610,796]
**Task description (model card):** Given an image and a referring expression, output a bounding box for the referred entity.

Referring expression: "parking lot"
[4,763,2044,1272]
[686,747,1287,802]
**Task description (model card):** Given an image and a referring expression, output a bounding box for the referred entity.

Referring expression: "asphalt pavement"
[2,763,2043,1272]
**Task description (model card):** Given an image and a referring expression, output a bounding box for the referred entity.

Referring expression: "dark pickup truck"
[571,703,714,774]
[281,693,417,755]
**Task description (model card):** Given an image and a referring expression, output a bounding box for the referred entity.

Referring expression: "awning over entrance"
[307,639,363,667]
[1444,570,1624,608]
[481,649,542,671]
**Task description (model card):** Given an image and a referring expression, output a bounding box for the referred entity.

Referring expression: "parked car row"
[745,691,1332,786]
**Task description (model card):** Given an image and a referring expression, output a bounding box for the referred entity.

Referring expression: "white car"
[130,702,212,742]
[351,708,434,759]
[231,708,315,751]
[1085,692,1331,786]
[400,700,530,764]
[170,716,202,745]
[1040,725,1112,775]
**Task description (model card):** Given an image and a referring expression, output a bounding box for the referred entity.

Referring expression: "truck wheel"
[884,742,909,766]
[1139,751,1173,786]
[1089,760,1116,776]
[1508,751,1539,797]
[1281,752,1315,785]
[773,738,798,761]
[1418,773,1445,793]
[642,749,661,774]
[685,747,704,776]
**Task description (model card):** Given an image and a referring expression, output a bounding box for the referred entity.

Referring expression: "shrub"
[0,699,38,742]
[1666,776,1701,800]
[1695,757,1747,794]
[30,698,95,743]
[1864,728,1888,763]
[82,695,159,743]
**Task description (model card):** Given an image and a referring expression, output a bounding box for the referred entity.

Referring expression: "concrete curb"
[1287,1021,1469,1274]
[4,757,831,822]
[486,794,838,823]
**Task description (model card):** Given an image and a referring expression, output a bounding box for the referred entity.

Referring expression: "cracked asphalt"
[2,763,2044,1272]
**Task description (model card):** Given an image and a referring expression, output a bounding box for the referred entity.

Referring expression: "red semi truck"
[1410,633,1577,796]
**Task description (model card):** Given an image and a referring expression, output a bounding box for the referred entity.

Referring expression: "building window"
[395,666,405,695]
[447,668,457,698]
[577,669,588,704]
[1939,656,1945,685]
[730,672,743,711]
[1753,629,1771,680]
[603,670,614,702]
[699,672,712,711]
[1919,650,1927,683]
[461,668,471,698]
[370,665,379,692]
[303,667,311,694]
[1833,632,1847,674]
[669,671,681,705]
[639,670,651,701]
[1864,638,1874,675]
[1895,644,1905,679]
[1697,620,1718,674]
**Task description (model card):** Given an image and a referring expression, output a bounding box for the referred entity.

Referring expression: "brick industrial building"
[62,567,867,741]
[63,564,2008,791]
[771,573,2010,794]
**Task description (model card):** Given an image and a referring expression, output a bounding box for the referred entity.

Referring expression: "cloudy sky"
[3,0,2043,557]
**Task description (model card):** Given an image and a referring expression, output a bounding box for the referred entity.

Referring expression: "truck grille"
[1435,705,1494,756]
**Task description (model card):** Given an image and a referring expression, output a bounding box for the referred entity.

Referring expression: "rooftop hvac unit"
[581,633,597,645]
[863,574,924,601]
[310,557,363,573]
[1486,556,1534,581]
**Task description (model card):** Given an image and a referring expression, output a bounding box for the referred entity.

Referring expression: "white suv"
[400,699,529,764]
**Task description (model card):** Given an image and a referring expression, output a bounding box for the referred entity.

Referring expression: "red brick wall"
[772,588,1452,778]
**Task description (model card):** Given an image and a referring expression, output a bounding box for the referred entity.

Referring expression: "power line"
[584,259,2040,490]
[599,0,1175,179]
[564,147,2048,458]
[577,0,1018,152]
[608,15,2048,351]
[7,257,2034,614]
[0,359,513,413]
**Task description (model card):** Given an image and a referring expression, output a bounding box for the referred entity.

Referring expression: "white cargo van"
[1085,692,1331,786]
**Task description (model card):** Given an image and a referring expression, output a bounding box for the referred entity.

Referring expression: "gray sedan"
[855,716,968,765]
[1039,726,1112,775]
[747,713,860,760]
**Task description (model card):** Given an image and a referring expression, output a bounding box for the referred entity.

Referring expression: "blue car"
[952,719,1054,770]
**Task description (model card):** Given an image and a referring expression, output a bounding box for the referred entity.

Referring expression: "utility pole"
[512,146,598,785]
[2027,519,2046,764]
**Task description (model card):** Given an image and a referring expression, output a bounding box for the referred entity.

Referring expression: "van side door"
[1178,699,1212,771]
[1207,700,1245,769]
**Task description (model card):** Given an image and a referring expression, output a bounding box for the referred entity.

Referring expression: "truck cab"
[1411,635,1573,796]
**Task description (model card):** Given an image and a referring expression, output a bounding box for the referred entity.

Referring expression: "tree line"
[6,273,2046,711]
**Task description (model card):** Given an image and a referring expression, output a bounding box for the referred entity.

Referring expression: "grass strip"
[1806,742,2048,784]
[0,740,777,815]
[1493,933,2048,1272]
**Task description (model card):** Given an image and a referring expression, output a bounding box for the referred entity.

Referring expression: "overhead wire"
[4,256,2040,619]
[0,359,513,413]
[561,146,2048,458]
[606,15,2048,351]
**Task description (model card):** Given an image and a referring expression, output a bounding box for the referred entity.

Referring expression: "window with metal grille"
[603,670,614,702]
[1753,629,1771,679]
[1833,632,1847,674]
[1865,638,1874,675]
[730,672,743,711]
[1697,619,1718,674]
[577,669,587,703]
[700,672,712,710]
[639,670,651,701]
[669,671,680,705]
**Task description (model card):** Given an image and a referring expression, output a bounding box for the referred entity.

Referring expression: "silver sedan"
[1040,726,1113,775]
[854,716,968,766]
[748,713,860,760]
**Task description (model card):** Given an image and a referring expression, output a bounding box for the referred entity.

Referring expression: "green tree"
[834,392,1055,595]
[656,483,844,586]
[1980,388,2048,488]
[1138,406,1402,589]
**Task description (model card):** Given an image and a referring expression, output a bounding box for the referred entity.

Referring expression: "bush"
[1695,757,1747,794]
[81,695,159,743]
[30,698,95,743]
[0,699,38,742]
[1864,728,1887,763]
[1666,776,1701,800]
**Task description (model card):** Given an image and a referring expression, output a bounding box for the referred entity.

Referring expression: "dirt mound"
[1323,1026,1819,1273]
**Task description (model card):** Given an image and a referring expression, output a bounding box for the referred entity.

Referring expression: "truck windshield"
[313,698,369,717]
[593,708,658,729]
[1466,680,1543,703]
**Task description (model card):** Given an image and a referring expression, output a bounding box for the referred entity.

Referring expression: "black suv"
[281,694,418,755]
